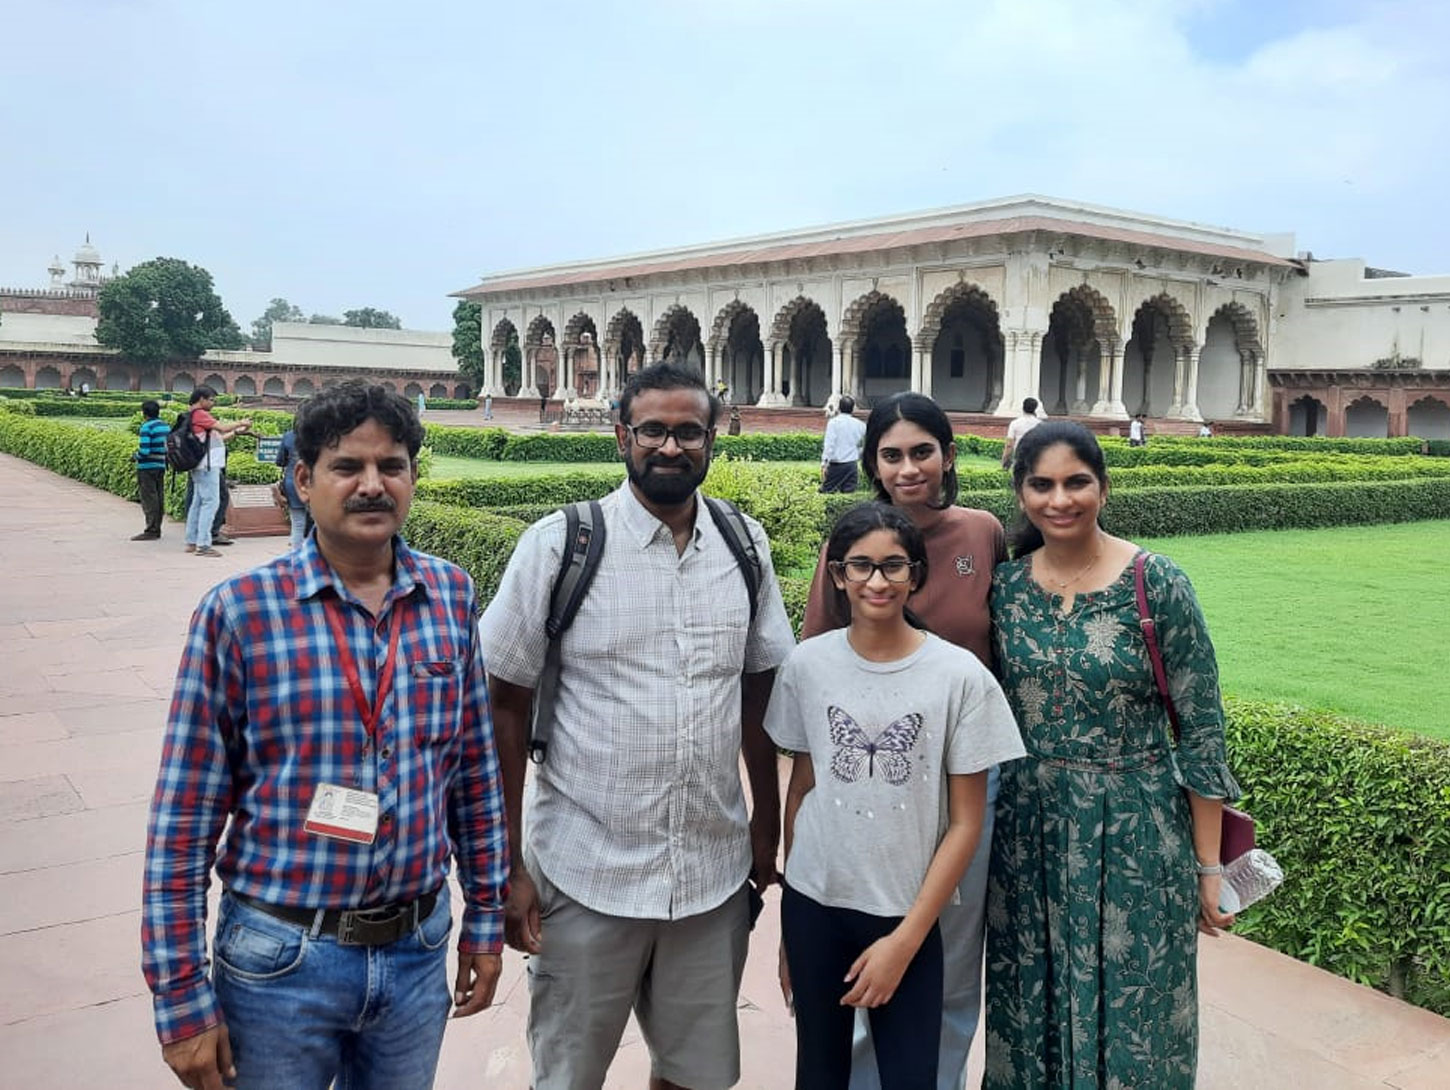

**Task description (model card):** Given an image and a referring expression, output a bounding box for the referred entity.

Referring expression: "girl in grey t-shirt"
[768,504,1024,1090]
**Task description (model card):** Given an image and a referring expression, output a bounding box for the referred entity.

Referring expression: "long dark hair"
[822,503,929,628]
[1008,420,1110,557]
[861,392,959,509]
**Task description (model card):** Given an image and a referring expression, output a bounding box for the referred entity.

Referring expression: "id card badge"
[303,783,379,845]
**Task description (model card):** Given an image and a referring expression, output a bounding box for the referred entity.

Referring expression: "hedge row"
[955,456,1450,492]
[1225,698,1450,1015]
[401,501,525,601]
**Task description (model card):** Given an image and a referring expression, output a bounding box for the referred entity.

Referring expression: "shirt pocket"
[408,658,465,744]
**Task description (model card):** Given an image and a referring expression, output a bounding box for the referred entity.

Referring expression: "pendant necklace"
[1040,540,1102,590]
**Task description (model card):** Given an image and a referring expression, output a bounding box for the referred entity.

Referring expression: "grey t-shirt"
[766,629,1025,917]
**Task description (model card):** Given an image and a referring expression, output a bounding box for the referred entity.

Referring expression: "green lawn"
[1140,522,1450,740]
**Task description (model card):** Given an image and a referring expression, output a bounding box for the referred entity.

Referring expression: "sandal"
[195,547,223,558]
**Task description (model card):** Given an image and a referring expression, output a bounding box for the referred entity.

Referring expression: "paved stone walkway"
[1,451,1447,1089]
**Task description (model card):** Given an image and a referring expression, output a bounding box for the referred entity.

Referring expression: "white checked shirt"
[479,482,796,920]
[821,412,866,465]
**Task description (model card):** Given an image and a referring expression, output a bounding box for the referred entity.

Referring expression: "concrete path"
[1,451,1447,1089]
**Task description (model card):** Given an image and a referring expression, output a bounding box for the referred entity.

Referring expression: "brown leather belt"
[231,889,439,947]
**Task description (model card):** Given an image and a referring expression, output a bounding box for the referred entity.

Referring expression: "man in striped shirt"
[132,399,169,540]
[142,381,507,1090]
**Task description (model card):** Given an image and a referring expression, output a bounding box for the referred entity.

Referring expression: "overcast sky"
[3,0,1446,333]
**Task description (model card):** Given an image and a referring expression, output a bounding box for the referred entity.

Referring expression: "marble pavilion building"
[454,195,1450,439]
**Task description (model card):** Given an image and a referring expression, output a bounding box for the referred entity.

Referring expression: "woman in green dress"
[984,421,1240,1089]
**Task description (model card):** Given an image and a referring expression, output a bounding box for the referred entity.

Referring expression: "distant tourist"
[728,404,742,435]
[1198,421,1214,438]
[273,428,309,549]
[141,381,507,1090]
[483,392,494,420]
[182,386,250,558]
[820,394,866,493]
[1000,396,1044,468]
[984,420,1239,1089]
[1129,412,1147,447]
[131,400,169,541]
[79,380,90,397]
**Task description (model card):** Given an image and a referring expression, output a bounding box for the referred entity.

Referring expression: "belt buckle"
[337,906,404,946]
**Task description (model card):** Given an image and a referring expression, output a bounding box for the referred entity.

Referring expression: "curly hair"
[294,381,426,467]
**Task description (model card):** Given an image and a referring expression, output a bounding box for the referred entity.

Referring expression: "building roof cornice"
[454,195,1295,299]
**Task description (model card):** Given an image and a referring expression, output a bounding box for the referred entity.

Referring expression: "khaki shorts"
[527,866,749,1090]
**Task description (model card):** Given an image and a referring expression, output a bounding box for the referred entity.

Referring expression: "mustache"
[643,455,694,471]
[343,496,397,513]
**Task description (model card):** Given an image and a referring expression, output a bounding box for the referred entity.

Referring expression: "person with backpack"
[179,386,250,557]
[478,362,796,1090]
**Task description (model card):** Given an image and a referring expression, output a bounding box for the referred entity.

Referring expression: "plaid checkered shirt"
[141,535,507,1045]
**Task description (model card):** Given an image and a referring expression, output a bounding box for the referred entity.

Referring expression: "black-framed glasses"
[829,558,920,584]
[624,422,710,451]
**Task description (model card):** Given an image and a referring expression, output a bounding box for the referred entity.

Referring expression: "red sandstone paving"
[1,451,1448,1089]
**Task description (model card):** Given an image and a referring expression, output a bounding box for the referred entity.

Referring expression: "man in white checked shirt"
[480,362,796,1090]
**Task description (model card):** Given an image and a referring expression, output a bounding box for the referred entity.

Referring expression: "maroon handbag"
[1134,552,1255,863]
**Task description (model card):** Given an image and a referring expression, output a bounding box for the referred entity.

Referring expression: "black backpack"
[528,496,763,763]
[166,410,209,472]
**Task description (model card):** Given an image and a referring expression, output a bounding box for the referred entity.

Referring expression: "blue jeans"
[288,505,309,549]
[851,763,1000,1090]
[186,467,221,548]
[212,888,453,1090]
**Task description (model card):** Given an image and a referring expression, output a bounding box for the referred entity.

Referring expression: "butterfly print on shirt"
[827,706,923,786]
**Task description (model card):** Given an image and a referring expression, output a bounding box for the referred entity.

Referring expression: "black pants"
[781,884,943,1090]
[137,468,165,534]
[183,475,230,535]
[821,460,860,494]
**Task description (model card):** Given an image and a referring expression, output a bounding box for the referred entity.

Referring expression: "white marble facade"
[455,196,1293,420]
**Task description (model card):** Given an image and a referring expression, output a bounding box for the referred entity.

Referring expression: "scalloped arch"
[563,311,597,345]
[1207,301,1263,356]
[1129,292,1194,351]
[1049,285,1119,352]
[525,314,556,346]
[709,299,760,352]
[602,307,643,348]
[838,290,906,344]
[768,295,829,344]
[1346,393,1388,411]
[917,282,1002,348]
[649,304,702,361]
[489,317,518,354]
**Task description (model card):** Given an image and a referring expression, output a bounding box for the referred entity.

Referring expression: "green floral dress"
[984,551,1240,1090]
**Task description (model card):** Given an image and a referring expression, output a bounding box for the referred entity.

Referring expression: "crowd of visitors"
[136,369,1235,1090]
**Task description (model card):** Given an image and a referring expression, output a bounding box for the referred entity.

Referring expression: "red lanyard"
[323,598,403,743]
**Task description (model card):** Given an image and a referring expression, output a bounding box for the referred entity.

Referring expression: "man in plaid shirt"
[141,381,507,1090]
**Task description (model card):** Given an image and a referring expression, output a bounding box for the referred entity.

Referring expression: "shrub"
[715,433,823,461]
[32,399,142,418]
[416,470,624,509]
[702,458,828,572]
[402,501,526,601]
[501,432,618,462]
[0,396,37,416]
[1224,698,1450,1015]
[422,424,510,460]
[0,411,143,498]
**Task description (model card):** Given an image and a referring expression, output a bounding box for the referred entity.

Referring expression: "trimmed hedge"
[1225,698,1450,1014]
[402,501,525,601]
[416,470,624,509]
[0,396,37,416]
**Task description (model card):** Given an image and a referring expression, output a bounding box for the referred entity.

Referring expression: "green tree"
[308,313,343,325]
[451,301,484,393]
[504,331,523,395]
[343,307,402,330]
[251,297,304,349]
[95,258,245,366]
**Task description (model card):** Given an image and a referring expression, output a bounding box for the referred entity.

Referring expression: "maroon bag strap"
[1134,551,1181,745]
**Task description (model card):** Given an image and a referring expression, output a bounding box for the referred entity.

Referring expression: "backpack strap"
[1133,550,1181,744]
[529,501,605,764]
[703,496,761,624]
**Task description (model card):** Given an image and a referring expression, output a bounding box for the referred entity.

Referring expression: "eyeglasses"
[829,558,920,584]
[624,422,710,451]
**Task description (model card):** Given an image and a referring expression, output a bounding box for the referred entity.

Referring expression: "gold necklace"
[1038,546,1101,589]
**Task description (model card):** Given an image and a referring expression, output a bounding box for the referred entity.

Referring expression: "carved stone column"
[1091,343,1125,418]
[1180,346,1203,421]
[914,345,933,398]
[1168,346,1188,417]
[831,341,845,400]
[1234,350,1255,417]
[1070,346,1092,415]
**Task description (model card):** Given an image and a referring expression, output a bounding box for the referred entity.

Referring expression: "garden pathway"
[1,451,1446,1089]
